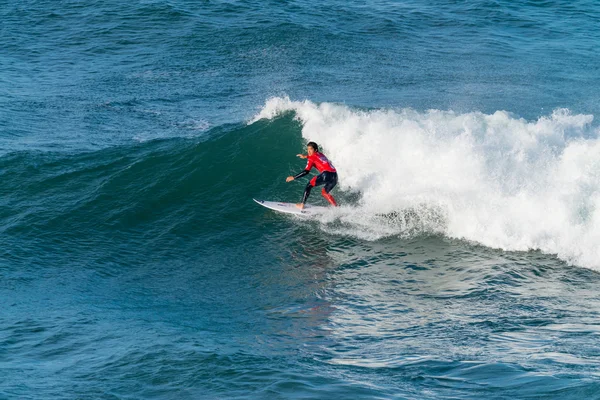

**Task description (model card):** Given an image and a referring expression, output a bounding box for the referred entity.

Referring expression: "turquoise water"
[2,1,600,398]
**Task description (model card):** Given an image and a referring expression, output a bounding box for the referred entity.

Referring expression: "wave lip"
[252,97,600,270]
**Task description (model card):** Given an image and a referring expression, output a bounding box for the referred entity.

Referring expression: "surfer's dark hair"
[307,142,319,152]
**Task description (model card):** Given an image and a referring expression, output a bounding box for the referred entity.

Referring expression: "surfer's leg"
[301,181,314,204]
[321,172,338,206]
[299,174,321,206]
[301,173,335,207]
[321,188,337,206]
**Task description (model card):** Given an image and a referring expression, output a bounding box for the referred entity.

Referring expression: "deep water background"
[2,0,600,399]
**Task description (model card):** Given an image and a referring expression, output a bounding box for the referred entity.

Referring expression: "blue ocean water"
[2,0,600,398]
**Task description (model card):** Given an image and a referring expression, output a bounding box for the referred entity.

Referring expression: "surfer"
[286,142,338,209]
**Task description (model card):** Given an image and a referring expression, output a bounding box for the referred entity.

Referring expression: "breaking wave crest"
[252,97,600,269]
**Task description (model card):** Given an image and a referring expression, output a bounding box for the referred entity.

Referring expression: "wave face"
[253,97,600,269]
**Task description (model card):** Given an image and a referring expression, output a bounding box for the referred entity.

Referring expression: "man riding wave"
[286,142,338,209]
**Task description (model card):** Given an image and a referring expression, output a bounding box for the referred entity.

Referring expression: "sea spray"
[251,97,600,269]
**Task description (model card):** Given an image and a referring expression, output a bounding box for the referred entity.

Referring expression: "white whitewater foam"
[251,97,600,270]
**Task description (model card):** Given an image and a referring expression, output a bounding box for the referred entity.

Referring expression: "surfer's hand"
[296,154,306,159]
[286,176,294,182]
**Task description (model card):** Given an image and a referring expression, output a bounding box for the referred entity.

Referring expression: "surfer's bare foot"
[295,203,305,209]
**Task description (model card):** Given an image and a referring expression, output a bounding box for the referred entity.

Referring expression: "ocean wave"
[251,97,600,269]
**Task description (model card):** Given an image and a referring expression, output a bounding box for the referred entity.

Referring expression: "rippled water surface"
[2,0,600,398]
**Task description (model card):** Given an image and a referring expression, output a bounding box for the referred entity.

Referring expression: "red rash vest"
[305,152,336,173]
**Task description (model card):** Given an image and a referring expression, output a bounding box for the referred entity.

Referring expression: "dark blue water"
[2,1,600,398]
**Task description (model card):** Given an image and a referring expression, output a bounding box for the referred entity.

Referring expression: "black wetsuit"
[293,152,338,205]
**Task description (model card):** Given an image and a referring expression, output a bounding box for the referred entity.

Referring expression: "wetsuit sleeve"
[293,170,309,179]
[293,157,314,179]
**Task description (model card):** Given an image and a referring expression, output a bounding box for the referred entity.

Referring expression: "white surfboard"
[253,199,329,216]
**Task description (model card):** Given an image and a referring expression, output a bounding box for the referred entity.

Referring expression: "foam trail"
[251,97,600,270]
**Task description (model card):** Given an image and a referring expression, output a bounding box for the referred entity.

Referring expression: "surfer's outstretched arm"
[286,156,314,182]
[286,169,309,182]
[294,170,310,179]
